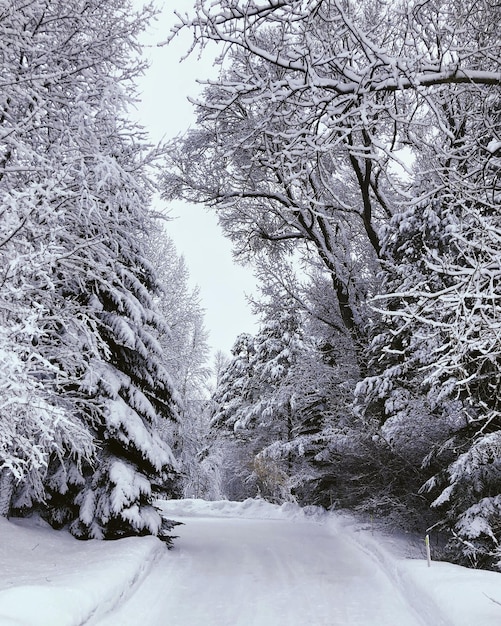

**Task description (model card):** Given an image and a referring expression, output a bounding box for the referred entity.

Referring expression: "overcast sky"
[132,1,258,357]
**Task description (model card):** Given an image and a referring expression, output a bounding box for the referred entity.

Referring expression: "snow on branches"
[0,0,180,540]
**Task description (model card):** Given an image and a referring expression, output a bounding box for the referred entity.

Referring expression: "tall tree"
[163,0,500,365]
[145,229,220,499]
[210,297,344,504]
[146,230,210,402]
[0,0,180,541]
[359,139,501,567]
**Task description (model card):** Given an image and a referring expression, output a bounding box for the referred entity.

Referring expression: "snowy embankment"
[0,499,500,625]
[0,516,164,625]
[331,512,501,626]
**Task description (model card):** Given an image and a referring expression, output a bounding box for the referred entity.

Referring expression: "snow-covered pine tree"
[418,204,501,569]
[0,0,180,541]
[210,333,256,500]
[357,200,463,464]
[359,119,501,565]
[249,274,380,510]
[145,230,220,500]
[241,309,306,502]
[211,334,256,432]
[211,302,349,504]
[354,200,465,527]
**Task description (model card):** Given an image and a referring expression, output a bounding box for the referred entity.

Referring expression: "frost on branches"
[210,311,306,504]
[144,231,218,501]
[0,0,180,541]
[164,0,500,565]
[360,148,501,566]
[164,0,500,367]
[210,303,358,506]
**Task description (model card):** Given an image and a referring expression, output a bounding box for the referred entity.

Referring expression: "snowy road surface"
[2,499,501,626]
[94,501,428,626]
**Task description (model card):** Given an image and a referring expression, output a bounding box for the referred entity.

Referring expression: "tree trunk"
[0,469,14,517]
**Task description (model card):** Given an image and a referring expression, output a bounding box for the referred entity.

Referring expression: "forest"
[0,0,500,572]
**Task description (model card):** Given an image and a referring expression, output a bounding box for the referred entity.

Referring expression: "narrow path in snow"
[93,507,430,626]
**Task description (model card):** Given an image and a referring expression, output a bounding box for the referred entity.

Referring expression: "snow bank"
[327,512,501,626]
[399,560,501,626]
[156,497,314,521]
[0,516,165,626]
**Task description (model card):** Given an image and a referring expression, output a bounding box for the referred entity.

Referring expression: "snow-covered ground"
[0,499,500,625]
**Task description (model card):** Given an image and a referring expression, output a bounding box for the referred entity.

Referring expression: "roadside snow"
[155,496,307,520]
[0,516,164,626]
[331,512,501,626]
[399,560,501,626]
[0,499,500,625]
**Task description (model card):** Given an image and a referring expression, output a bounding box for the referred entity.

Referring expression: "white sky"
[132,1,258,357]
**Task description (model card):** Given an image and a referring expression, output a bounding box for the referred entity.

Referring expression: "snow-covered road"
[2,498,501,626]
[94,502,427,626]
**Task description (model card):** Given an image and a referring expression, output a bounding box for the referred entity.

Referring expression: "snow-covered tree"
[211,297,346,504]
[145,229,221,499]
[146,230,210,402]
[358,136,501,564]
[209,333,257,499]
[163,0,500,368]
[0,0,180,541]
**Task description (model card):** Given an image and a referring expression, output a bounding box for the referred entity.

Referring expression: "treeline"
[164,0,501,569]
[1,0,500,572]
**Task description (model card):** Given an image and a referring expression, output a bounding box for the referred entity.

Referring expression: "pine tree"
[211,307,327,503]
[360,188,501,566]
[145,230,218,500]
[0,0,180,541]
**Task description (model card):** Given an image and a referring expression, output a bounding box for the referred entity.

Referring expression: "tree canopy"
[165,0,501,567]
